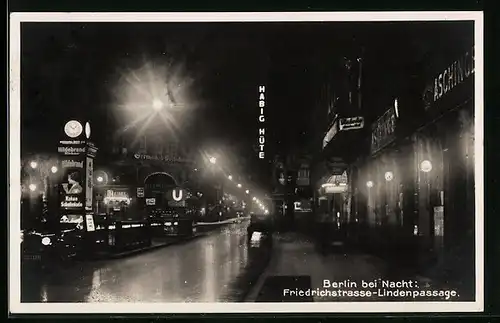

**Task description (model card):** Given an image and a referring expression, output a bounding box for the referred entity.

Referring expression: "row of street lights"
[208,155,269,214]
[365,159,433,188]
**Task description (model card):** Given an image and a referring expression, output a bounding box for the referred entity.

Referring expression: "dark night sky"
[20,21,473,179]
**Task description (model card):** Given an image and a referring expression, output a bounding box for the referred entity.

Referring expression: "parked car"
[21,221,85,269]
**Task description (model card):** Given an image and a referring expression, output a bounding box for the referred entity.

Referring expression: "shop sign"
[85,214,96,232]
[165,188,185,202]
[85,157,93,211]
[323,119,339,149]
[58,146,86,156]
[324,185,348,194]
[134,153,189,163]
[106,190,129,199]
[323,116,364,149]
[257,85,266,159]
[137,187,144,198]
[326,171,348,186]
[430,47,475,106]
[61,160,84,168]
[339,116,364,131]
[146,198,156,206]
[371,107,397,154]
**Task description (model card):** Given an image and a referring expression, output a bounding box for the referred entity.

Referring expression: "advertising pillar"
[57,120,98,232]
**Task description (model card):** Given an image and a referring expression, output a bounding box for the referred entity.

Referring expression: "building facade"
[350,33,475,293]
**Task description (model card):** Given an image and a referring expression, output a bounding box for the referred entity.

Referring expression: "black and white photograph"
[9,12,483,314]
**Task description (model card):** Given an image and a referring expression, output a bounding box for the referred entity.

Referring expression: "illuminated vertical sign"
[258,85,266,159]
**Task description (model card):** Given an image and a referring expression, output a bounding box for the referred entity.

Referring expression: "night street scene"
[10,13,481,312]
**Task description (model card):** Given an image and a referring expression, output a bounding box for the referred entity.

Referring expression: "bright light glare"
[28,184,37,192]
[111,59,196,145]
[252,197,256,201]
[228,175,233,180]
[366,180,374,188]
[209,157,217,164]
[30,161,37,169]
[50,166,58,173]
[152,98,164,111]
[245,190,249,194]
[237,184,242,188]
[97,176,104,183]
[420,160,433,173]
[265,210,269,214]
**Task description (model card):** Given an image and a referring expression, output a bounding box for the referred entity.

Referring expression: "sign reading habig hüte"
[58,120,98,230]
[257,85,266,159]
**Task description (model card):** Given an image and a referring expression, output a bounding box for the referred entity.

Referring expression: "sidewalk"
[245,232,439,302]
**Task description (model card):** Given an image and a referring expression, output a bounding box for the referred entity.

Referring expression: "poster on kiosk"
[58,119,98,232]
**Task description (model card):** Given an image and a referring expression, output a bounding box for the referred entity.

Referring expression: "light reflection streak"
[203,243,217,301]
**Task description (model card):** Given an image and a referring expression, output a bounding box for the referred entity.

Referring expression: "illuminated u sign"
[172,189,183,201]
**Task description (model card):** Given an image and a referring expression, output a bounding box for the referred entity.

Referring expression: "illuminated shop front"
[316,171,350,223]
[416,45,475,259]
[353,43,475,289]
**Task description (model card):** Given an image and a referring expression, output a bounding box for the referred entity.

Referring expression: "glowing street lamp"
[96,176,104,183]
[245,190,250,194]
[30,161,38,169]
[228,175,233,180]
[209,156,217,164]
[420,160,433,173]
[237,183,242,188]
[50,166,58,174]
[384,171,394,182]
[152,98,164,111]
[28,183,37,192]
[366,180,374,188]
[252,197,257,201]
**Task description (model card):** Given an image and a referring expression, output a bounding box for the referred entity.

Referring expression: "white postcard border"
[9,11,484,314]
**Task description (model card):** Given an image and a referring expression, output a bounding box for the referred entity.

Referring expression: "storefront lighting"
[50,166,58,174]
[394,98,399,118]
[366,181,374,188]
[30,161,38,169]
[152,98,164,111]
[228,175,233,180]
[41,237,51,246]
[384,171,394,182]
[28,184,37,192]
[420,160,433,173]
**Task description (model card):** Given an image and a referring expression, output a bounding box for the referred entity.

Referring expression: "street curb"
[103,233,209,260]
[95,219,246,260]
[242,234,279,302]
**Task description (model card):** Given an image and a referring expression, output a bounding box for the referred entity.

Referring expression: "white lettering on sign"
[60,201,83,208]
[258,85,266,159]
[432,47,475,104]
[106,190,129,198]
[172,189,183,201]
[61,160,84,168]
[58,147,86,155]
